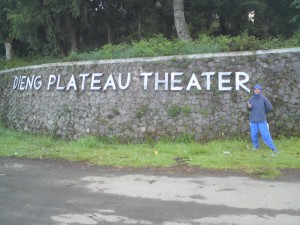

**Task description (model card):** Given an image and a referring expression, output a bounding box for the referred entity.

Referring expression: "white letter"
[34,76,42,90]
[155,72,168,90]
[47,75,57,90]
[201,72,215,90]
[140,72,152,90]
[25,76,34,90]
[103,74,116,90]
[13,76,19,90]
[171,72,183,91]
[56,74,65,90]
[118,73,131,90]
[218,72,232,91]
[186,73,201,90]
[236,72,250,93]
[91,73,102,90]
[66,74,77,90]
[79,73,89,90]
[19,76,27,90]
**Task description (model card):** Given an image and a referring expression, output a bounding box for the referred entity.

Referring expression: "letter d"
[13,76,19,90]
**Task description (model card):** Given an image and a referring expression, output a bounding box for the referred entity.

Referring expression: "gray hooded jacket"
[247,85,273,123]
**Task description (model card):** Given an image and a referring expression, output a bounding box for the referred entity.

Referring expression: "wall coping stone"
[1,47,300,75]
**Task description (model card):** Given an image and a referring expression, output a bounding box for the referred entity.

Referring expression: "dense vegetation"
[1,32,300,70]
[0,0,300,64]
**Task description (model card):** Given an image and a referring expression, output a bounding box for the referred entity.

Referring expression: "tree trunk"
[5,37,13,60]
[219,14,227,35]
[45,12,69,56]
[64,12,79,52]
[173,0,191,41]
[138,9,142,40]
[106,23,114,44]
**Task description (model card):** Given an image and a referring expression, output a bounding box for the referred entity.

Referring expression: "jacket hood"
[253,84,262,95]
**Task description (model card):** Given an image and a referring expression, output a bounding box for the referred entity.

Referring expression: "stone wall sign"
[0,48,299,141]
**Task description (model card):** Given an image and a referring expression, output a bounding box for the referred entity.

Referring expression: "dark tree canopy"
[0,0,299,58]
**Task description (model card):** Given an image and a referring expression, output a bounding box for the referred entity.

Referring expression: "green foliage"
[229,31,262,51]
[136,106,148,119]
[290,0,300,23]
[199,109,209,118]
[112,107,120,116]
[245,167,282,179]
[200,32,261,51]
[261,31,300,49]
[166,104,192,118]
[131,35,173,57]
[1,0,300,60]
[182,105,192,116]
[167,105,182,118]
[0,55,58,70]
[1,33,300,70]
[67,51,82,61]
[100,43,131,59]
[174,133,195,143]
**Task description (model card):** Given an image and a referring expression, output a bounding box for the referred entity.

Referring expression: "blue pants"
[250,122,276,150]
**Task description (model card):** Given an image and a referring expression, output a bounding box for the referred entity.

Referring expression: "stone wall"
[0,48,299,142]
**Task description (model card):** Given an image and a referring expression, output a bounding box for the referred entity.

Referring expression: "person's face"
[254,88,261,95]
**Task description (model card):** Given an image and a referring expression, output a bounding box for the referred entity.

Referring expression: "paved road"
[0,157,300,225]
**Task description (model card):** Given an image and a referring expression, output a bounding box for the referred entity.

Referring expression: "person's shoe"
[252,147,259,151]
[270,149,278,157]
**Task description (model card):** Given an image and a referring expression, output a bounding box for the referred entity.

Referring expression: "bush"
[1,33,299,70]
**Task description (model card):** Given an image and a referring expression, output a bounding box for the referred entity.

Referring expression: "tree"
[211,0,265,36]
[4,37,13,60]
[90,0,130,44]
[41,0,84,55]
[290,0,300,23]
[6,0,89,57]
[254,0,299,38]
[1,0,299,59]
[0,0,15,60]
[132,0,174,40]
[173,0,191,41]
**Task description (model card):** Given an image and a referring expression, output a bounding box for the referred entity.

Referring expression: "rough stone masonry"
[0,48,299,142]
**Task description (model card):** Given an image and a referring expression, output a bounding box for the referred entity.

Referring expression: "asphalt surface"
[0,157,300,225]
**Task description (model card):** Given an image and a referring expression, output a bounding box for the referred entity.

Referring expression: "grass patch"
[0,124,299,179]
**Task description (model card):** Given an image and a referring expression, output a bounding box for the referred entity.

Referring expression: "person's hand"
[247,101,252,108]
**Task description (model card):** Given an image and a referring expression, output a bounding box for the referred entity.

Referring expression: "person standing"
[247,84,278,154]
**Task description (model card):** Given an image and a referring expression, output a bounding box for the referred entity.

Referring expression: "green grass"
[0,124,300,179]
